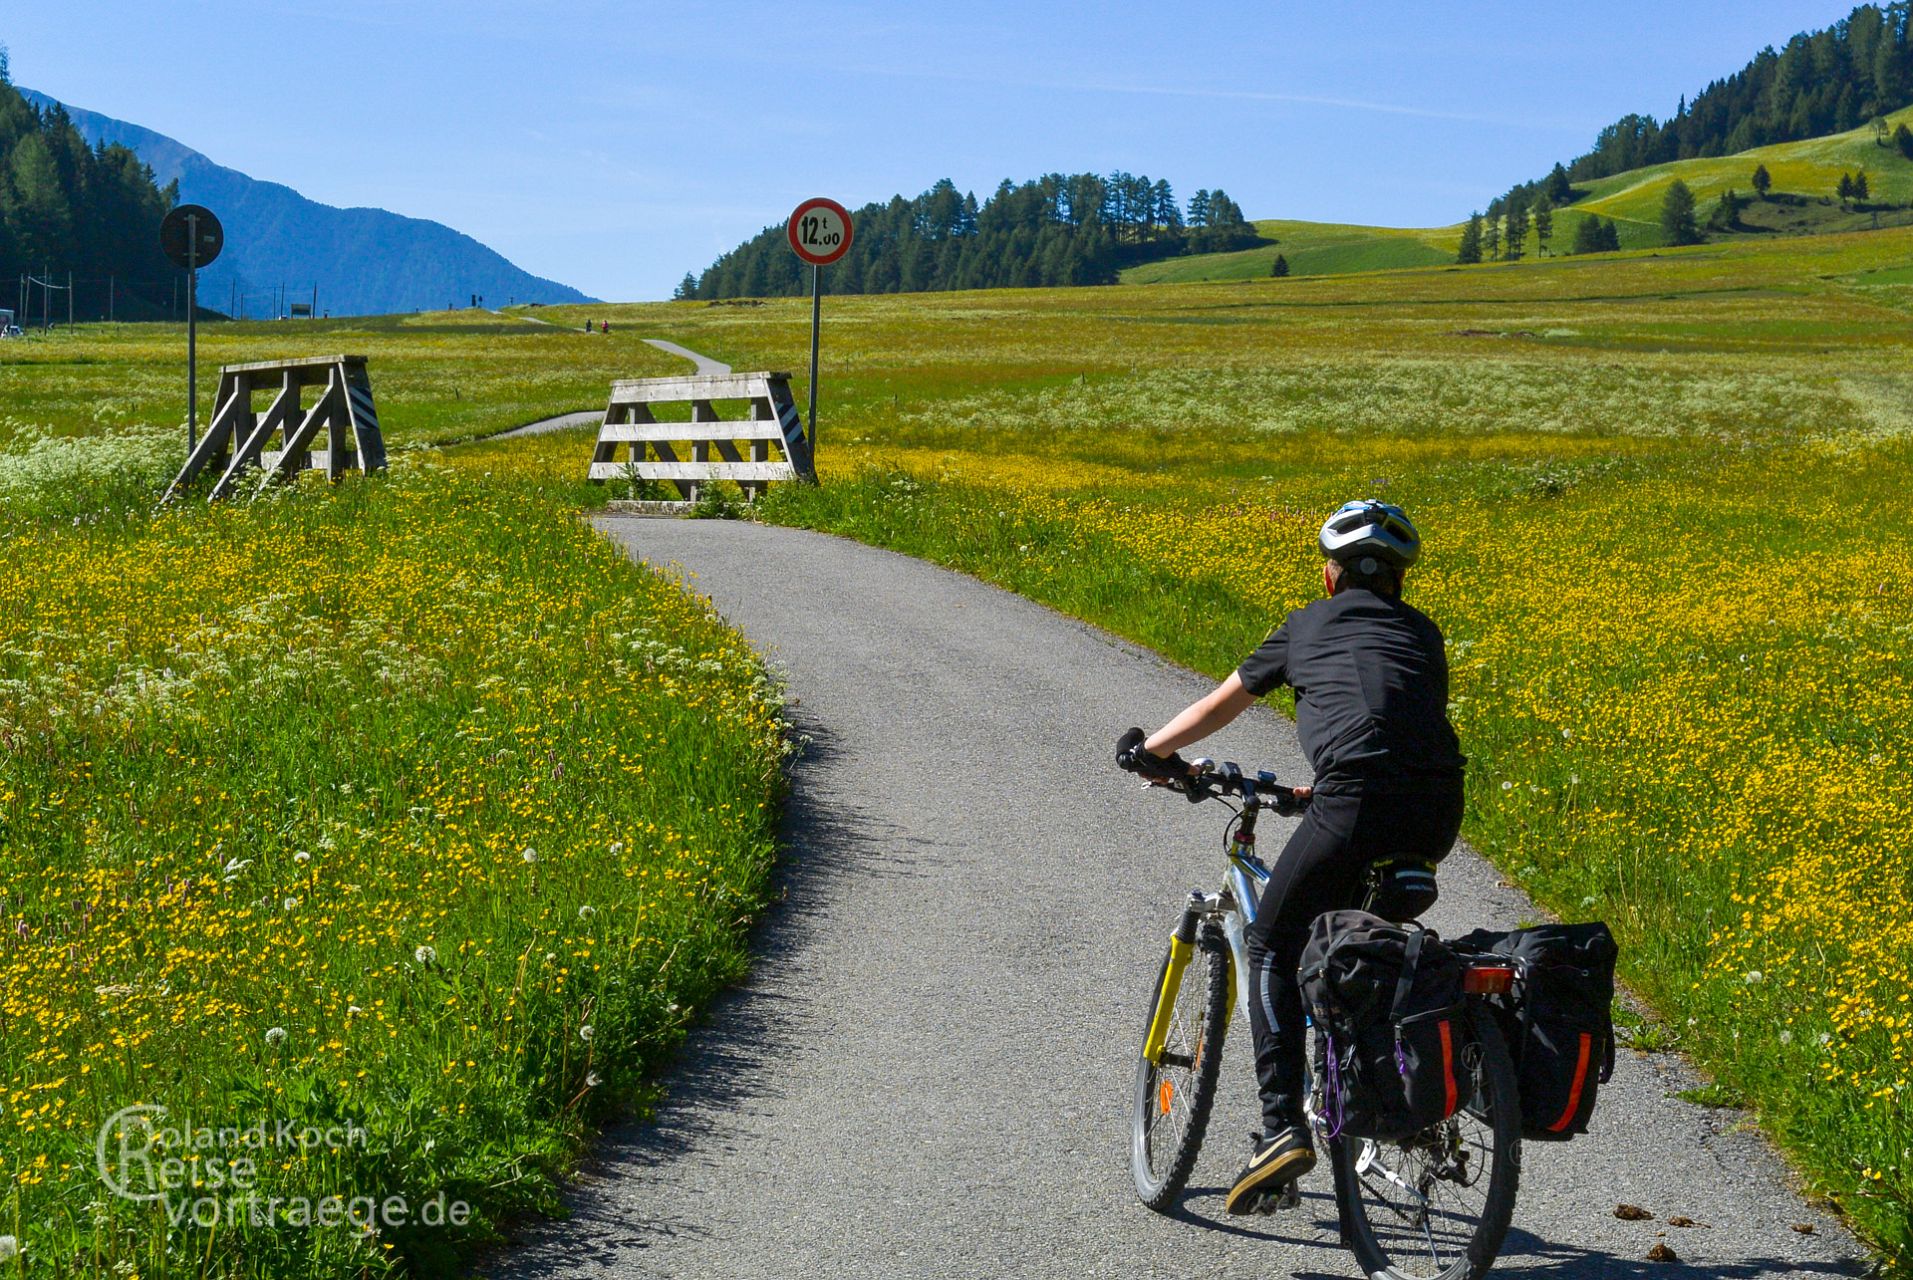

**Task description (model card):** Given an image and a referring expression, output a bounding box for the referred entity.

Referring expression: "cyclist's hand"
[1115,727,1190,781]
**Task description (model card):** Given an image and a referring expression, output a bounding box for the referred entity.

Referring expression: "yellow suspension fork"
[1143,902,1204,1065]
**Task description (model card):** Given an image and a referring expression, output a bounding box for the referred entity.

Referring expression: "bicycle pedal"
[1247,1181,1302,1215]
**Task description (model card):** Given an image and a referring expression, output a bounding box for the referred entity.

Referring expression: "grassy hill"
[1555,101,1913,249]
[1121,217,1459,282]
[1138,103,1913,282]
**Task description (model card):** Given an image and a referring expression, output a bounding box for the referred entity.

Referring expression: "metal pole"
[807,262,821,453]
[187,213,199,453]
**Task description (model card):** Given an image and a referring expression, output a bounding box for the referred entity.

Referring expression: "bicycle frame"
[1142,789,1274,1063]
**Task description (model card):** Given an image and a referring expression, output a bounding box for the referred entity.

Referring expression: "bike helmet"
[1318,500,1421,572]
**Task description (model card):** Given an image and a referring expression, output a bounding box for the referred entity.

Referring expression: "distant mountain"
[21,88,593,316]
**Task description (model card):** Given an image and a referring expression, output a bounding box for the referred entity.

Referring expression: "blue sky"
[7,1,1862,300]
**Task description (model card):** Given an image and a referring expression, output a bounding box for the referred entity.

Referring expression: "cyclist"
[1122,499,1465,1213]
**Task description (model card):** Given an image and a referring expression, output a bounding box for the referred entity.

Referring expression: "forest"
[0,49,179,324]
[681,173,1258,300]
[1563,3,1913,179]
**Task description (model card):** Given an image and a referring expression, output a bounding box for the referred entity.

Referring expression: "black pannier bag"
[1299,910,1470,1141]
[1453,922,1618,1141]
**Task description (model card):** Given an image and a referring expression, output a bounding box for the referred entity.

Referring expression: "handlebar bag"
[1300,910,1470,1141]
[1453,922,1618,1141]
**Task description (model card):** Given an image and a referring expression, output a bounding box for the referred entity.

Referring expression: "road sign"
[788,198,853,467]
[160,205,224,270]
[787,197,853,266]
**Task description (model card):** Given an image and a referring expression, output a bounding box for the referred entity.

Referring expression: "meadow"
[0,392,787,1273]
[536,227,1913,1263]
[3,221,1911,1270]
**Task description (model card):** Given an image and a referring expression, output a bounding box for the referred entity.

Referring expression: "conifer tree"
[1660,179,1701,245]
[1483,216,1501,261]
[1897,123,1913,159]
[1271,253,1290,277]
[1546,163,1572,203]
[1854,169,1870,201]
[1505,201,1529,261]
[673,273,698,300]
[1532,193,1554,256]
[1570,215,1602,255]
[1752,163,1772,198]
[1457,212,1484,264]
[1838,171,1855,204]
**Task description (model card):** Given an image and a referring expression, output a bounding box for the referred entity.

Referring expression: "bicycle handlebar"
[1115,731,1311,814]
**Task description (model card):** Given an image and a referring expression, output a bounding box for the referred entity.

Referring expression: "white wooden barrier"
[587,371,815,501]
[163,355,386,502]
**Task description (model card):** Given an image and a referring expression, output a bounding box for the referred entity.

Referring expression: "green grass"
[0,309,681,450]
[1121,218,1460,283]
[0,399,786,1273]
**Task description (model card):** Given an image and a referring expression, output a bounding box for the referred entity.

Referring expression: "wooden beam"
[595,421,787,443]
[589,461,796,482]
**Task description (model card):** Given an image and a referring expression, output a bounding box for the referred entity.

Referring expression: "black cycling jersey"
[1236,586,1465,789]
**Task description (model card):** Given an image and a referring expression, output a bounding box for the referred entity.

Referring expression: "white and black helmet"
[1318,500,1421,573]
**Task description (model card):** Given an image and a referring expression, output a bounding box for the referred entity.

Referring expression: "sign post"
[786,197,853,461]
[160,205,225,453]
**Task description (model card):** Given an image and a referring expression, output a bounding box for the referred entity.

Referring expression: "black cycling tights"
[1242,782,1464,1136]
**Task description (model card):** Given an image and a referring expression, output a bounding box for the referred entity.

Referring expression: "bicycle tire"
[1131,934,1230,1210]
[1328,1009,1521,1280]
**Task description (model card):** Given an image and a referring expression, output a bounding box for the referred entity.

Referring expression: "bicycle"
[1121,752,1522,1280]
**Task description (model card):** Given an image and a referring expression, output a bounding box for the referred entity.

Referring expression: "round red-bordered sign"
[788,197,854,266]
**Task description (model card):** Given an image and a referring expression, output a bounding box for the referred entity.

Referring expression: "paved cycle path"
[490,520,1866,1280]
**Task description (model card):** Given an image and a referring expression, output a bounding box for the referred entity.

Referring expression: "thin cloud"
[836,60,1581,131]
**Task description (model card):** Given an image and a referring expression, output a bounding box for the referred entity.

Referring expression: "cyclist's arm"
[1144,672,1258,758]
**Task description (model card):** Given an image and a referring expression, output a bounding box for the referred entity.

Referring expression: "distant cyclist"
[1124,500,1465,1212]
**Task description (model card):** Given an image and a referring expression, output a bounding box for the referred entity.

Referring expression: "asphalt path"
[486,519,1868,1280]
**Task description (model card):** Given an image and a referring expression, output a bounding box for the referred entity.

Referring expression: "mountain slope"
[21,89,594,316]
[1554,101,1913,246]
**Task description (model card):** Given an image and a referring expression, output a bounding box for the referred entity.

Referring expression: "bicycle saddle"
[1363,858,1440,923]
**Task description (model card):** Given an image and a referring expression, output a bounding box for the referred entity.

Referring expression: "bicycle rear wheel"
[1131,933,1229,1210]
[1328,1010,1521,1280]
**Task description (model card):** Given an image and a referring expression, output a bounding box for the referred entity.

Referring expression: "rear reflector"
[1463,965,1516,995]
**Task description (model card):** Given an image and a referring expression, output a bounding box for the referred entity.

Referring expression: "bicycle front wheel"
[1130,932,1229,1210]
[1329,1009,1521,1280]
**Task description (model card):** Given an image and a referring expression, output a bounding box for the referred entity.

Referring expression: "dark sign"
[160,205,224,270]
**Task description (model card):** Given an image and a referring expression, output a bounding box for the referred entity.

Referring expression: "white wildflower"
[1779,1030,1793,1045]
[578,1024,594,1043]
[586,1071,602,1088]
[265,1027,288,1047]
[414,945,437,965]
[293,851,311,865]
[283,897,300,912]
[348,1005,364,1017]
[1743,970,1764,985]
[522,847,539,865]
[1500,780,1514,791]
[578,905,597,921]
[608,842,624,856]
[0,1235,19,1261]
